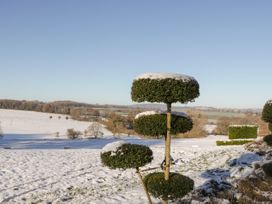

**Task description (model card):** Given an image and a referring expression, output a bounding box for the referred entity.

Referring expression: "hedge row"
[228,125,258,139]
[134,114,193,137]
[216,140,254,146]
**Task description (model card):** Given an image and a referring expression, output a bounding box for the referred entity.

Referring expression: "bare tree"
[84,122,104,139]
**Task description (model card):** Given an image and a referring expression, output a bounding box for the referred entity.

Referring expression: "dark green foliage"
[216,140,254,146]
[262,162,272,177]
[262,101,272,123]
[263,134,272,146]
[131,78,199,104]
[134,114,193,137]
[228,126,258,139]
[100,143,153,169]
[144,172,194,200]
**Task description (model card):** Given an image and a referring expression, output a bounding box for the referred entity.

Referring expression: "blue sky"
[0,0,271,108]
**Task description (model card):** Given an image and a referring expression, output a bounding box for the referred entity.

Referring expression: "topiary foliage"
[144,172,194,201]
[263,134,272,146]
[262,100,272,124]
[101,143,153,169]
[131,78,200,104]
[262,162,272,177]
[134,114,193,137]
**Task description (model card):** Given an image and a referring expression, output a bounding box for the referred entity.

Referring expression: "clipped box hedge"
[228,125,258,139]
[216,140,254,146]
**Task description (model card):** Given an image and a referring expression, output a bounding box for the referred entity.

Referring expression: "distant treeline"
[0,99,128,121]
[0,99,94,114]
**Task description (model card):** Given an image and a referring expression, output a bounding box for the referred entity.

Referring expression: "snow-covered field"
[0,109,258,204]
[0,109,112,136]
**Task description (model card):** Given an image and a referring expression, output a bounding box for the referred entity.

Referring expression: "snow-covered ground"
[0,109,258,204]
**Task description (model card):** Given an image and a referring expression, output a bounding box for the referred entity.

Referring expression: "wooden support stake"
[136,167,153,204]
[163,103,172,204]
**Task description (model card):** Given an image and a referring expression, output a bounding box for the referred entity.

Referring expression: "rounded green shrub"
[131,74,200,104]
[262,162,272,177]
[262,100,272,124]
[263,134,272,146]
[144,172,194,200]
[134,113,193,137]
[100,143,153,169]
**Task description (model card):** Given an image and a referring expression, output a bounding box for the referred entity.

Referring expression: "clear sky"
[0,0,271,108]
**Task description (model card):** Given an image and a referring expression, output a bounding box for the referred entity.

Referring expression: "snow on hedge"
[101,141,125,153]
[135,110,189,119]
[134,73,195,82]
[266,100,272,105]
[135,111,161,119]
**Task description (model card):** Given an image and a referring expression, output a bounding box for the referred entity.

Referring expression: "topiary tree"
[131,73,199,203]
[101,141,154,204]
[262,100,272,133]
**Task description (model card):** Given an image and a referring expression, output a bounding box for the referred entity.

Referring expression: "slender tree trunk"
[163,103,172,204]
[136,167,153,204]
[164,103,172,180]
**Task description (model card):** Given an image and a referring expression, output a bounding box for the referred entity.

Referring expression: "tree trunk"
[136,167,153,204]
[163,103,172,204]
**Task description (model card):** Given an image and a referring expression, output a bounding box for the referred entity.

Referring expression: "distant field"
[200,111,246,121]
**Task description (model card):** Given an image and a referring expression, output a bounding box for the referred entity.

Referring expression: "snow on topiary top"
[135,110,189,119]
[266,100,272,105]
[131,72,200,104]
[101,141,125,154]
[135,73,195,82]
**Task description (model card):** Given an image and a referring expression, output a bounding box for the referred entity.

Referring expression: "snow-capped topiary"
[131,73,200,104]
[101,143,153,169]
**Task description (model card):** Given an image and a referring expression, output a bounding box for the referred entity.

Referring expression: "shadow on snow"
[0,134,162,150]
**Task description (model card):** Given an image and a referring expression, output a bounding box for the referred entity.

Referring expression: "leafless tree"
[84,122,104,139]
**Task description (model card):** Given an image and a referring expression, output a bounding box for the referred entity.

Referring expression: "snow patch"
[266,100,272,105]
[135,110,189,119]
[101,141,125,153]
[229,124,258,127]
[135,72,195,82]
[135,111,161,119]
